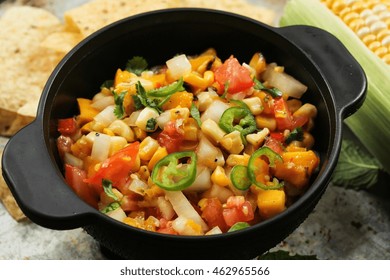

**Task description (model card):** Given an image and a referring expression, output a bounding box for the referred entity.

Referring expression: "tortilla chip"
[177,0,276,25]
[0,6,64,136]
[41,31,84,53]
[64,0,180,37]
[0,150,26,222]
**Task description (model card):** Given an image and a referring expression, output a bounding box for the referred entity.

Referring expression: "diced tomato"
[157,219,178,235]
[274,98,308,131]
[214,56,254,94]
[64,164,98,208]
[158,120,185,153]
[264,137,284,155]
[222,196,254,227]
[273,98,293,131]
[84,142,140,193]
[270,132,284,142]
[201,198,229,232]
[58,117,78,136]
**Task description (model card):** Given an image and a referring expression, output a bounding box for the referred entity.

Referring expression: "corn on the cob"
[280,0,390,174]
[322,0,390,64]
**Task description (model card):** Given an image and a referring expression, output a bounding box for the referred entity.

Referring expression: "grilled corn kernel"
[139,136,160,161]
[201,119,226,144]
[211,166,230,187]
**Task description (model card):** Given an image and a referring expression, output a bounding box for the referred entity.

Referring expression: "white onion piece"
[205,226,223,235]
[172,216,203,236]
[166,54,192,80]
[164,190,208,232]
[156,110,171,129]
[202,184,234,204]
[127,110,141,126]
[93,105,117,127]
[91,133,111,162]
[196,135,224,169]
[184,165,212,192]
[200,99,230,123]
[157,196,175,220]
[106,207,126,222]
[262,63,308,99]
[91,95,115,110]
[63,152,84,169]
[128,177,149,196]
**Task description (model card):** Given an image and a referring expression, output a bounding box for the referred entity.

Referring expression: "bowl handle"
[1,121,96,229]
[278,25,367,118]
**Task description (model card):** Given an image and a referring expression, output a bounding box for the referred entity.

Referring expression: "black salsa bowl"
[2,8,366,259]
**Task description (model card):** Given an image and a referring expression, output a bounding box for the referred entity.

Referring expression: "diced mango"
[77,98,100,125]
[162,91,193,110]
[256,189,286,219]
[274,150,319,189]
[114,69,134,87]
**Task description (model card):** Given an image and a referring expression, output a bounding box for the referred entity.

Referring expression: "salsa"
[56,48,320,235]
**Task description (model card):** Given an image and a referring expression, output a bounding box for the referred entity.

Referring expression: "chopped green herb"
[254,78,282,98]
[146,118,157,132]
[102,179,119,201]
[100,202,121,213]
[125,56,148,76]
[220,81,230,98]
[132,94,144,110]
[228,222,250,232]
[147,77,184,97]
[190,103,202,127]
[285,127,304,144]
[113,90,126,119]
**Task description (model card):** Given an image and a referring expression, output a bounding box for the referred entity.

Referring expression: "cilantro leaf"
[147,77,184,97]
[285,127,304,144]
[254,78,282,98]
[101,202,121,214]
[331,139,383,190]
[113,90,127,119]
[146,118,157,132]
[125,56,148,76]
[190,103,202,127]
[102,179,119,201]
[228,222,250,232]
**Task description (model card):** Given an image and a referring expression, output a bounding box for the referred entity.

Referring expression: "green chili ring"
[151,151,197,191]
[248,146,284,190]
[219,107,256,136]
[230,165,252,190]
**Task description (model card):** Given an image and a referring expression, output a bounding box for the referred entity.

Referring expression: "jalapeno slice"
[230,165,251,190]
[219,107,256,136]
[151,151,197,191]
[248,146,284,190]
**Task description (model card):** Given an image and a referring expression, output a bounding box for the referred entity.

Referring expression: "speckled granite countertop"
[1,0,389,260]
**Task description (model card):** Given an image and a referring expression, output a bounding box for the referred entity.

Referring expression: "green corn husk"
[280,0,390,174]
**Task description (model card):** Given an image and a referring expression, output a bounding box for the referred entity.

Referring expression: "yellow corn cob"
[322,0,390,63]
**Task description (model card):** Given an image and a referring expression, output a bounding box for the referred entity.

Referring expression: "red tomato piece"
[222,196,254,227]
[264,136,284,155]
[157,219,178,235]
[274,98,308,131]
[58,118,78,136]
[158,120,184,153]
[84,142,140,193]
[215,56,254,94]
[201,198,229,232]
[64,164,98,208]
